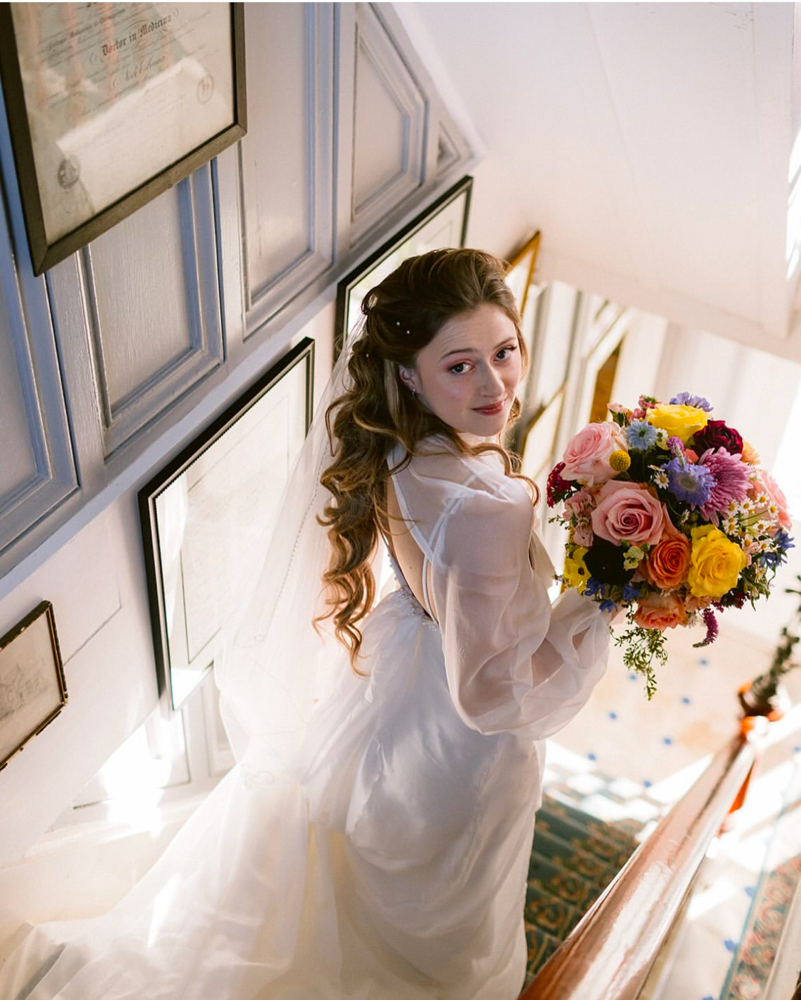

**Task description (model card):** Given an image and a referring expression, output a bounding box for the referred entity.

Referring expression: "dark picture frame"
[0,2,247,275]
[139,338,314,712]
[0,601,67,772]
[334,175,473,354]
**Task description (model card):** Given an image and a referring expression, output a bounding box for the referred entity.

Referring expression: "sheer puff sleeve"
[413,452,611,740]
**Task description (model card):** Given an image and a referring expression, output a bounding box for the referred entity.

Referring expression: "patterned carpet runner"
[523,792,644,983]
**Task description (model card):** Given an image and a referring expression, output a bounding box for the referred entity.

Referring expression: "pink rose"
[633,593,688,631]
[750,469,792,530]
[591,481,666,547]
[564,488,593,516]
[561,422,627,486]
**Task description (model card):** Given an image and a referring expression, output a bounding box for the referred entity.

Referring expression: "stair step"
[530,827,620,888]
[527,853,599,909]
[536,805,636,870]
[524,921,560,981]
[541,793,643,851]
[525,881,583,938]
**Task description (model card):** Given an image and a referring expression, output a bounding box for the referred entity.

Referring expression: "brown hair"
[317,248,530,665]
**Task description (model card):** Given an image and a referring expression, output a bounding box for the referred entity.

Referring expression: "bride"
[1,248,612,999]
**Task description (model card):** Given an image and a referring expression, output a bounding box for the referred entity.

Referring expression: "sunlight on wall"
[66,709,188,835]
[773,377,801,518]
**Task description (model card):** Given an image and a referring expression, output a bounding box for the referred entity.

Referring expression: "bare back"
[384,476,435,619]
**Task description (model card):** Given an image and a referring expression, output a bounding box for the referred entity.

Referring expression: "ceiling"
[395,2,801,360]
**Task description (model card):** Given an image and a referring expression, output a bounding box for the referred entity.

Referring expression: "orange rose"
[633,593,688,631]
[645,533,692,591]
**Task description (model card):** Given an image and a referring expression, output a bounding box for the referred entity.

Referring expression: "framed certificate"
[0,2,246,274]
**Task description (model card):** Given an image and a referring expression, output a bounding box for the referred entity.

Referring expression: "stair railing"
[519,723,760,1000]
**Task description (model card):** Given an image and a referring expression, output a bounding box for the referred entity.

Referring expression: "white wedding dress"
[0,442,610,1000]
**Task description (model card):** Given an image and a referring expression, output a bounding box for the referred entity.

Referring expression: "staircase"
[524,792,646,983]
[521,718,801,998]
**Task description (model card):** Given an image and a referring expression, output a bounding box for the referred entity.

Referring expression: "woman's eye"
[496,345,517,361]
[449,362,471,374]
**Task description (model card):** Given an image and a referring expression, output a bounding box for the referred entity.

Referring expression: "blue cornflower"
[760,532,794,568]
[665,456,715,506]
[599,599,618,613]
[626,420,658,451]
[582,578,606,597]
[622,582,642,602]
[670,392,713,411]
[759,551,783,569]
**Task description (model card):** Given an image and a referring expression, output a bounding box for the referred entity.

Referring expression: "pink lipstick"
[473,400,506,416]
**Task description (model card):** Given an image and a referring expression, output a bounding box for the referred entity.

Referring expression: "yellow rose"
[687,526,747,599]
[646,403,708,443]
[563,546,590,589]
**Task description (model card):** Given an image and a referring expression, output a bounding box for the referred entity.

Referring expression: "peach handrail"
[520,728,758,1000]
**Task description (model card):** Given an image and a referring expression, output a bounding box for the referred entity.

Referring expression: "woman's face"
[398,303,523,440]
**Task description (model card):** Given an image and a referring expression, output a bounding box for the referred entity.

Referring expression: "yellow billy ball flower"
[687,525,747,599]
[646,403,708,443]
[563,547,590,589]
[609,449,631,473]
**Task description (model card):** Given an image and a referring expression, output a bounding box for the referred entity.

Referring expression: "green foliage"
[613,622,668,701]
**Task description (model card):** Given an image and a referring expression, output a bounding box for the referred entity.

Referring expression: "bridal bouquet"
[547,393,794,697]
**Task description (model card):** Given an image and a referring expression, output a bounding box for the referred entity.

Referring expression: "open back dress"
[0,442,610,1000]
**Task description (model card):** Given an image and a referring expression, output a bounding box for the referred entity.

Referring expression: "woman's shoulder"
[392,439,534,517]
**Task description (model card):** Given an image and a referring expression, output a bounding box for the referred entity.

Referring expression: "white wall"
[395,3,801,362]
[0,299,336,950]
[653,325,801,472]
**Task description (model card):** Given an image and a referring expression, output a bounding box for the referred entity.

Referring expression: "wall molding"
[349,3,428,244]
[0,151,78,559]
[79,168,224,459]
[241,4,337,338]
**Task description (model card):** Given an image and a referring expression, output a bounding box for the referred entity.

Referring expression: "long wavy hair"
[317,248,531,666]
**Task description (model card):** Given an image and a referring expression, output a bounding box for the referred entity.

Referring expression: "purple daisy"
[665,456,714,506]
[670,392,713,412]
[698,448,751,523]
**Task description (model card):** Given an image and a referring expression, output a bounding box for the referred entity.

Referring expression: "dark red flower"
[719,588,746,609]
[547,462,572,507]
[692,420,743,455]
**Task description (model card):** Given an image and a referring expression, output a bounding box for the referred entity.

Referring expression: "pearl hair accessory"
[395,320,412,336]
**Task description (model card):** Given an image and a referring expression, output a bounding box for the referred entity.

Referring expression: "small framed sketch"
[0,602,67,772]
[0,2,246,274]
[335,175,473,354]
[139,338,315,712]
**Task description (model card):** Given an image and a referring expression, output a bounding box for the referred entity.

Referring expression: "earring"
[410,386,417,397]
